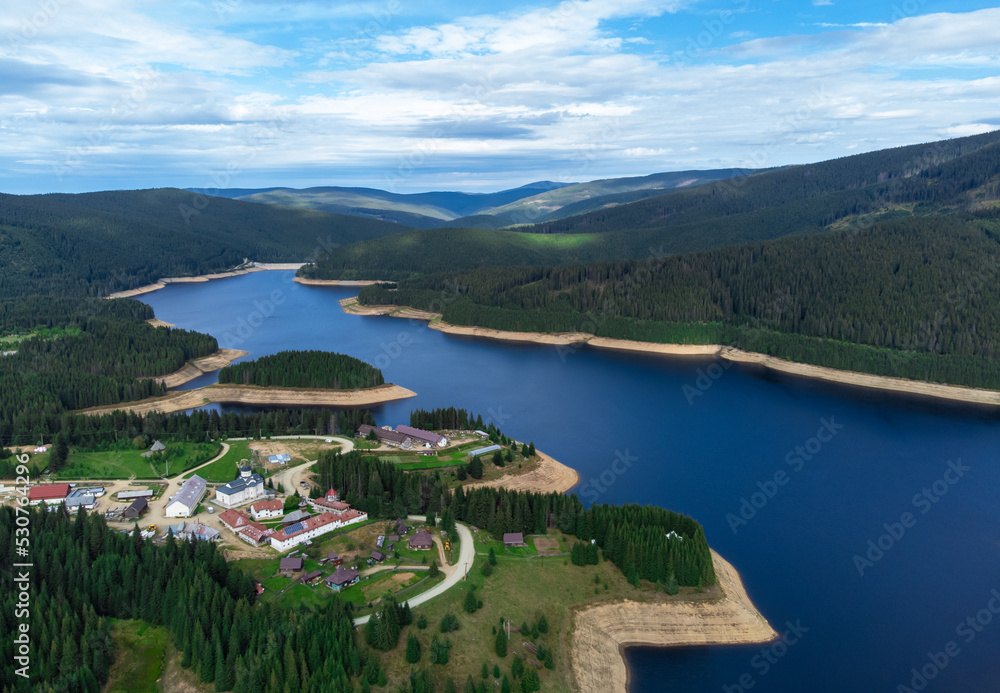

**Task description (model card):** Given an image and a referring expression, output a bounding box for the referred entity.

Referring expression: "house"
[370,550,385,563]
[28,484,70,505]
[468,444,502,458]
[320,552,344,566]
[279,556,304,572]
[167,522,220,542]
[215,465,265,507]
[503,532,526,547]
[395,520,408,535]
[409,531,433,551]
[249,499,284,520]
[255,583,264,596]
[122,497,148,520]
[237,522,273,546]
[385,542,395,553]
[325,566,360,592]
[395,425,448,448]
[357,424,414,449]
[269,509,368,552]
[474,430,489,438]
[282,509,312,524]
[301,570,323,584]
[165,475,207,517]
[386,534,399,542]
[218,508,252,533]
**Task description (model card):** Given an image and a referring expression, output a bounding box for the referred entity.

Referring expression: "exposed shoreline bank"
[339,297,1000,408]
[78,382,417,416]
[292,277,382,287]
[570,550,777,693]
[463,450,580,494]
[106,263,308,299]
[140,348,249,389]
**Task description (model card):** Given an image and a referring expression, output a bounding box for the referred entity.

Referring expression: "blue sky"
[2,0,999,194]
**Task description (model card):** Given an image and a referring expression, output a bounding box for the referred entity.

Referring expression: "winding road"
[353,519,475,626]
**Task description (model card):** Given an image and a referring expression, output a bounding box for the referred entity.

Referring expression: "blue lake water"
[144,271,1000,692]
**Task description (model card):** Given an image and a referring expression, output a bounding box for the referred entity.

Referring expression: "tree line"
[316,450,715,587]
[0,505,377,693]
[218,350,385,390]
[357,211,1000,389]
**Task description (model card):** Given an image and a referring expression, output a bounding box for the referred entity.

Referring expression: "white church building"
[215,465,265,507]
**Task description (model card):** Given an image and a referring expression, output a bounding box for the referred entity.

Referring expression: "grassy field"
[377,528,664,693]
[54,442,221,480]
[104,620,169,693]
[187,439,254,481]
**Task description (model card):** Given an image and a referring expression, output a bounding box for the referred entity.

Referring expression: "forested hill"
[0,296,218,444]
[302,130,1000,280]
[217,350,385,389]
[358,209,1000,389]
[0,188,407,298]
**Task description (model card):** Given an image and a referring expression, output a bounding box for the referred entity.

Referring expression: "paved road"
[257,436,355,495]
[354,519,475,626]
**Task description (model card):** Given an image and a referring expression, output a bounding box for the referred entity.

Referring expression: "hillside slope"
[0,188,407,297]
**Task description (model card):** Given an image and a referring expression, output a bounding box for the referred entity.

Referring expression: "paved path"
[353,519,474,626]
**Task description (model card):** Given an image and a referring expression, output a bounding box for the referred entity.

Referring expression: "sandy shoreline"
[464,450,580,494]
[339,297,1000,407]
[106,263,307,299]
[140,348,249,389]
[293,277,383,287]
[570,550,777,693]
[78,382,417,416]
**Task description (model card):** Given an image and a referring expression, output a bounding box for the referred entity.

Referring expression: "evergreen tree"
[495,627,508,657]
[405,633,422,663]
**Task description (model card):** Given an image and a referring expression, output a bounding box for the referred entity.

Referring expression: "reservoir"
[143,270,1000,692]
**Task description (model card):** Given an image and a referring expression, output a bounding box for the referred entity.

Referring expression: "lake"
[144,271,1000,692]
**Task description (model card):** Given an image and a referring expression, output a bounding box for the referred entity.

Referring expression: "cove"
[142,270,1000,692]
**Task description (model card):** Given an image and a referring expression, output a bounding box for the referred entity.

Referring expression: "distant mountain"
[189,181,575,229]
[302,130,1000,280]
[0,188,406,298]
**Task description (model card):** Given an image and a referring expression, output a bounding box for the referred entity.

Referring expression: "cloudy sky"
[2,0,999,194]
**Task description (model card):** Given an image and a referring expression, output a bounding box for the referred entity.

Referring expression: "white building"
[215,465,265,507]
[268,509,367,552]
[249,499,284,520]
[165,475,207,518]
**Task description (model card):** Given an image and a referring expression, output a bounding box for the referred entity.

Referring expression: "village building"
[279,556,303,572]
[409,530,433,551]
[395,425,448,448]
[141,440,166,458]
[249,499,284,520]
[320,552,344,566]
[370,550,385,563]
[301,570,323,584]
[311,488,351,514]
[117,489,154,501]
[325,565,360,592]
[215,465,265,507]
[503,532,527,547]
[122,497,148,520]
[167,522,220,542]
[237,522,273,546]
[165,475,207,518]
[268,508,367,552]
[218,508,252,533]
[28,483,70,505]
[358,424,414,449]
[282,509,312,524]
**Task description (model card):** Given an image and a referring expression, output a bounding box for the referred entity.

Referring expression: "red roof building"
[249,499,284,520]
[28,484,70,503]
[238,522,274,546]
[218,508,252,533]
